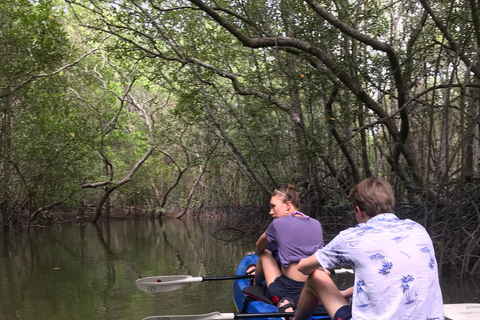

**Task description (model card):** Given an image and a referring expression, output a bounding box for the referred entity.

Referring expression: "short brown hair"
[349,178,395,217]
[273,184,301,209]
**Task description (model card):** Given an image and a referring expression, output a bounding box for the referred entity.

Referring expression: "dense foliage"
[1,0,479,274]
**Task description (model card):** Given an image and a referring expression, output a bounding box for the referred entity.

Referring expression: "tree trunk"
[0,96,12,228]
[92,187,115,223]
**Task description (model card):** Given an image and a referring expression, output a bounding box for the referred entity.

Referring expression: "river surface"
[0,218,479,320]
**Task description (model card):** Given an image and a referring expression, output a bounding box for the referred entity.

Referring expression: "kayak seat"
[242,285,273,305]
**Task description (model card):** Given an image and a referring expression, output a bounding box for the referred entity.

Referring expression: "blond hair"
[273,184,301,209]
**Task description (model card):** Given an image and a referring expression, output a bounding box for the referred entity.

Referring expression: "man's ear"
[355,206,368,223]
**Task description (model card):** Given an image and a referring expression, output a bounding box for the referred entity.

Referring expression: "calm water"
[0,219,478,320]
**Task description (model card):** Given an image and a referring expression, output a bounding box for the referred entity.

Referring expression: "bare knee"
[305,268,333,289]
[311,268,330,280]
[259,249,273,259]
[258,249,282,285]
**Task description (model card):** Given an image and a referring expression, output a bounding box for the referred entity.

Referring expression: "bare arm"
[255,232,269,255]
[297,254,322,275]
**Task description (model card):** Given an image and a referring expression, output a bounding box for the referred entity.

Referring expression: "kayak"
[232,254,480,320]
[233,253,330,320]
[135,253,480,320]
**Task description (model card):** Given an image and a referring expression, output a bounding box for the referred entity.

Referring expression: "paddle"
[142,311,328,320]
[136,275,254,293]
[136,269,354,293]
[326,268,354,275]
[142,303,480,320]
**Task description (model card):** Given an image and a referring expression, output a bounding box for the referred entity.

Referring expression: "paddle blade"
[143,312,235,320]
[136,275,202,293]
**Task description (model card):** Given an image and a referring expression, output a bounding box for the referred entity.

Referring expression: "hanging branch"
[0,37,108,99]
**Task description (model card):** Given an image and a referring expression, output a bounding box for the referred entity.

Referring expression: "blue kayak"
[233,254,330,320]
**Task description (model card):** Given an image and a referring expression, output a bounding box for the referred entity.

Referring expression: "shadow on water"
[0,218,478,320]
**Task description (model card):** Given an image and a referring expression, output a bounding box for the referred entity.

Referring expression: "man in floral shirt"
[289,178,443,320]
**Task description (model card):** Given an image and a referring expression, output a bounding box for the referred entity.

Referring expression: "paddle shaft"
[143,303,480,320]
[203,275,253,281]
[204,269,349,280]
[233,311,328,319]
[136,268,353,293]
[143,310,328,320]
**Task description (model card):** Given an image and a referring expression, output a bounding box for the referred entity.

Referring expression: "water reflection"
[441,275,480,303]
[0,219,478,320]
[0,219,253,320]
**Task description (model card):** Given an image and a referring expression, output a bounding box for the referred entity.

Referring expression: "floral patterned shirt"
[314,213,444,320]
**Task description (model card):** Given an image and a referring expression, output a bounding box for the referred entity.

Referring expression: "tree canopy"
[1,0,480,272]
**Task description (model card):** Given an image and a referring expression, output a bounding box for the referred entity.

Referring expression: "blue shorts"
[333,305,352,320]
[267,274,304,302]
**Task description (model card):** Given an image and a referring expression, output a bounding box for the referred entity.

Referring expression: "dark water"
[0,219,478,320]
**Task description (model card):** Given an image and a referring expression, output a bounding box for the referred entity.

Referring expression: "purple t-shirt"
[265,212,323,268]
